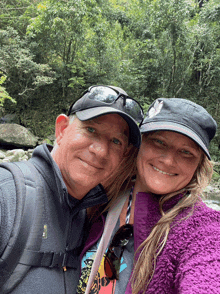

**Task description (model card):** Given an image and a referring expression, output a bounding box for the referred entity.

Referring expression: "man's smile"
[79,158,103,170]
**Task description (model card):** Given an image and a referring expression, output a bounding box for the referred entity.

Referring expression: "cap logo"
[148,100,163,118]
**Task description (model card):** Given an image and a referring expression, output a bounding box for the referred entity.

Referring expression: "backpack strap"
[0,161,44,293]
[85,191,129,294]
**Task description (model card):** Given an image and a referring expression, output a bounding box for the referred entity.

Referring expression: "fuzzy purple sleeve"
[173,206,220,293]
[126,201,220,294]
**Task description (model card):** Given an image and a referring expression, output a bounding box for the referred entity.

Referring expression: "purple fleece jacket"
[125,192,220,294]
[83,192,220,294]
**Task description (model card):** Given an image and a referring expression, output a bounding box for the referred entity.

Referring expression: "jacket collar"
[66,184,108,212]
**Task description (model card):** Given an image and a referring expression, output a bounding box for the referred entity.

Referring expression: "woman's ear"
[55,114,70,143]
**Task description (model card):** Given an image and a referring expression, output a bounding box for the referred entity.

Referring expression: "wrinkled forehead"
[83,114,130,140]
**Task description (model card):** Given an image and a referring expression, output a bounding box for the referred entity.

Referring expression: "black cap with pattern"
[140,98,217,159]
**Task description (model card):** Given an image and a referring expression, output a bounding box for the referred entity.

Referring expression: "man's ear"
[55,114,69,143]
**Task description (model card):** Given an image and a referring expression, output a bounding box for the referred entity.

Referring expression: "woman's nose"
[160,150,176,166]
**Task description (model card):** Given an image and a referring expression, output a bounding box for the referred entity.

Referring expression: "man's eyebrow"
[85,119,100,125]
[84,119,129,141]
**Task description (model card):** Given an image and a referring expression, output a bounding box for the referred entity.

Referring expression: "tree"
[0,26,55,125]
[26,0,91,100]
[0,73,16,113]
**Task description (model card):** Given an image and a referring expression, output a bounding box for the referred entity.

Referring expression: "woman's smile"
[152,165,176,176]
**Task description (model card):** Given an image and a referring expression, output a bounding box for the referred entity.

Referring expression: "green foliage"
[1,0,220,166]
[0,73,16,108]
[142,102,150,115]
[0,26,56,125]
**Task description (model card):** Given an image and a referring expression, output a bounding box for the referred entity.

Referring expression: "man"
[0,85,143,293]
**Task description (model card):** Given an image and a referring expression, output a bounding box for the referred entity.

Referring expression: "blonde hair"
[88,144,138,220]
[103,145,138,211]
[131,153,213,293]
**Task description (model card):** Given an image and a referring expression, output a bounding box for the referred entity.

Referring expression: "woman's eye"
[112,138,121,145]
[87,127,95,133]
[156,139,164,145]
[181,149,192,156]
[179,149,196,158]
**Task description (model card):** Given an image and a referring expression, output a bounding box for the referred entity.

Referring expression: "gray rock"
[27,149,34,159]
[5,149,26,162]
[0,124,38,148]
[0,150,6,159]
[204,201,220,211]
[0,114,19,124]
[0,148,34,163]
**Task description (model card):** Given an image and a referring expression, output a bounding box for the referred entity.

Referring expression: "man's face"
[52,114,129,199]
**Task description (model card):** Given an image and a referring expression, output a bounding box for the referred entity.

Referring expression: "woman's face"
[136,131,202,195]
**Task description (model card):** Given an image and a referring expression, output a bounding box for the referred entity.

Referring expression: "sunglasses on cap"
[104,223,133,280]
[68,85,144,124]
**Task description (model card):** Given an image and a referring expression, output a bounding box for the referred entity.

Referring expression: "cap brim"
[140,121,211,159]
[75,107,141,148]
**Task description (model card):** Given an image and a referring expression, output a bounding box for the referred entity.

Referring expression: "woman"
[78,98,220,294]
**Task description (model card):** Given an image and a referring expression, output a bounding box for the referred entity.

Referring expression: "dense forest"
[0,0,220,164]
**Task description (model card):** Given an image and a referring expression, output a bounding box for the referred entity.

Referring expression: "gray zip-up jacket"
[0,144,108,294]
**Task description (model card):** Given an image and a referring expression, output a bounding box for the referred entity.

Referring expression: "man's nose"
[89,140,109,158]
